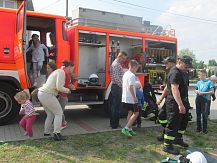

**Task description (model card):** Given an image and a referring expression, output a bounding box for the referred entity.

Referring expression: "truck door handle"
[3,48,10,54]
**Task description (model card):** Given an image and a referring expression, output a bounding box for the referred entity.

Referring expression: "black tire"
[0,83,20,125]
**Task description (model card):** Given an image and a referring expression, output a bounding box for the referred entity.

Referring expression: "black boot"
[53,133,66,141]
[157,134,164,142]
[173,138,189,148]
[157,128,165,142]
[163,145,179,155]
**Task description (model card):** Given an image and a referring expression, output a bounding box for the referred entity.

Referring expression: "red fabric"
[19,115,36,137]
[59,67,71,97]
[121,58,130,69]
[134,53,145,64]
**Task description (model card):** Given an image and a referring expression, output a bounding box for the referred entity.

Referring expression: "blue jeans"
[195,96,208,131]
[110,84,122,128]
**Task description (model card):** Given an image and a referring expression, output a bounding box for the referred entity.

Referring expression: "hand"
[24,115,29,118]
[179,105,186,114]
[195,90,200,95]
[134,97,138,104]
[19,110,24,115]
[198,91,203,96]
[156,99,162,105]
[69,84,75,90]
[160,85,165,91]
[49,52,54,56]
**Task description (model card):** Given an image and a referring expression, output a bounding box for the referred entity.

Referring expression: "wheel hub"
[0,91,12,118]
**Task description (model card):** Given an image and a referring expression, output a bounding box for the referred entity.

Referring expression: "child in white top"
[14,90,37,137]
[121,60,139,137]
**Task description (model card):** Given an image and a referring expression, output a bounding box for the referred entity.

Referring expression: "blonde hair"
[129,59,139,68]
[14,90,30,102]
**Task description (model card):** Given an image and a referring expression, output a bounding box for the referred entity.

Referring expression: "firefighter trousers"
[158,102,167,128]
[164,100,189,146]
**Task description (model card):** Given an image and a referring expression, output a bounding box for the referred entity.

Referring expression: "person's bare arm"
[171,84,186,114]
[157,85,168,105]
[199,88,214,95]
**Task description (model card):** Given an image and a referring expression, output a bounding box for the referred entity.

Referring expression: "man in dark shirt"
[157,56,176,141]
[163,55,193,155]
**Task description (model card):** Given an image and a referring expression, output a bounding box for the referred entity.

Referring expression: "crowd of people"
[14,42,216,156]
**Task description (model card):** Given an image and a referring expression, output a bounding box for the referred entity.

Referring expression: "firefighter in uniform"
[156,56,176,142]
[163,55,193,155]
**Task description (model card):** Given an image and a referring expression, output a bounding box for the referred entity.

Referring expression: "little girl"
[14,90,37,137]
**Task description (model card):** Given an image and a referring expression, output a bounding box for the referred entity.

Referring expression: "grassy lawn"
[0,121,217,163]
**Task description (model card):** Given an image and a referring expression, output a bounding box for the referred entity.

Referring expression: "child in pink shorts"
[14,90,37,137]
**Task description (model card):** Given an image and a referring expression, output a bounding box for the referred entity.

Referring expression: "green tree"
[197,61,206,69]
[208,59,217,66]
[178,48,196,60]
[208,69,211,77]
[179,48,197,68]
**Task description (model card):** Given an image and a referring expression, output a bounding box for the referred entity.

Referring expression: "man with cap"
[163,55,193,155]
[156,56,176,142]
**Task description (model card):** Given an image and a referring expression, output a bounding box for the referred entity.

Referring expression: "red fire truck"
[0,1,177,124]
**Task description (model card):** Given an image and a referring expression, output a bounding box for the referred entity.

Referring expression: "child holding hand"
[14,90,38,137]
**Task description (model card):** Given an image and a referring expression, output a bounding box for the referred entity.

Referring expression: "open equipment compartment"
[109,34,143,69]
[77,30,106,87]
[144,39,177,89]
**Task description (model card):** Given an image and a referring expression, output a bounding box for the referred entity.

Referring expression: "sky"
[32,0,217,63]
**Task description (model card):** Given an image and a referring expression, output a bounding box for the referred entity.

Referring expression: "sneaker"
[163,145,179,155]
[53,133,66,141]
[121,128,133,137]
[203,130,208,134]
[136,124,141,128]
[157,135,164,142]
[173,139,189,148]
[129,130,137,136]
[24,131,28,136]
[44,133,51,136]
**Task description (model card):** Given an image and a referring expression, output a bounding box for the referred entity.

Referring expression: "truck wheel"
[0,83,20,125]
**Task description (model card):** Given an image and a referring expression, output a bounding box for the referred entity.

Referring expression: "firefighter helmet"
[89,74,99,84]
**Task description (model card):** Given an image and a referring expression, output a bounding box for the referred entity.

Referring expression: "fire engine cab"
[0,2,177,124]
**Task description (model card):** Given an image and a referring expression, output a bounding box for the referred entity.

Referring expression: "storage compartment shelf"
[79,42,105,47]
[145,63,165,67]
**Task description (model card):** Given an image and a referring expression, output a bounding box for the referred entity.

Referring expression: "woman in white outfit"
[38,68,71,141]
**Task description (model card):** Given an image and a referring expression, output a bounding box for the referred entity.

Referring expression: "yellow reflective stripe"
[164,142,170,146]
[178,130,185,134]
[164,134,175,140]
[159,120,168,124]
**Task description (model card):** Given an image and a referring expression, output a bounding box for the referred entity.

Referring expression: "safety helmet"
[89,74,99,84]
[186,152,207,163]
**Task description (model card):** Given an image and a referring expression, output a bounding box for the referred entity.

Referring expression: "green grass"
[1,121,217,163]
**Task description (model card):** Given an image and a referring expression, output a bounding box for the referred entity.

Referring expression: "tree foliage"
[178,48,206,69]
[178,48,196,60]
[208,59,217,66]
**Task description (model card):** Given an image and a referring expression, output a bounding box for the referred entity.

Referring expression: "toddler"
[14,90,37,137]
